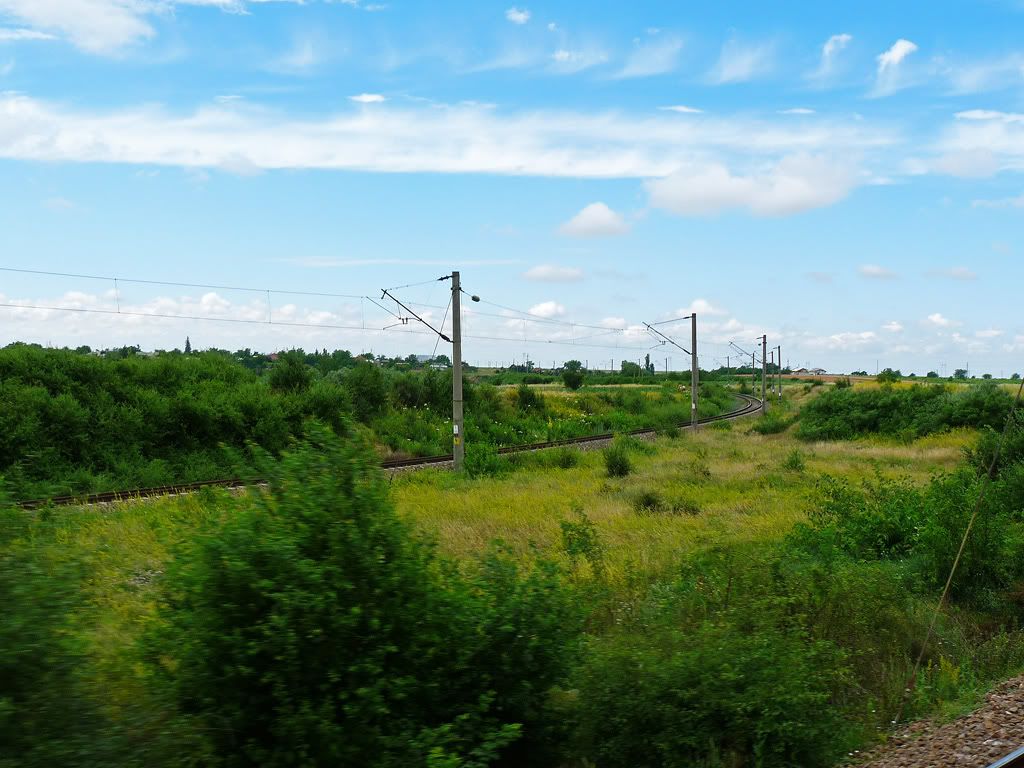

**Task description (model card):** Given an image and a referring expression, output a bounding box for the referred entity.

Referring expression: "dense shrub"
[750,410,792,435]
[574,622,851,768]
[797,383,1012,442]
[154,428,581,768]
[603,439,632,478]
[0,512,111,767]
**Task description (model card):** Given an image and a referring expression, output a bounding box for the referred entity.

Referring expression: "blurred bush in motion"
[153,425,581,767]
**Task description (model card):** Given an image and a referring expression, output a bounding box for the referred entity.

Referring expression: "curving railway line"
[17,393,763,510]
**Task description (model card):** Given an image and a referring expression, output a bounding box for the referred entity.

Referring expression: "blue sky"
[1,0,1023,374]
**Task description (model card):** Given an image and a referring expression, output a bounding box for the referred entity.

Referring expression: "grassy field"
[395,423,972,578]
[6,381,1023,767]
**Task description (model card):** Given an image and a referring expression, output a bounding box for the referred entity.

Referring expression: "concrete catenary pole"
[691,313,699,428]
[451,271,465,471]
[777,345,783,399]
[761,334,767,413]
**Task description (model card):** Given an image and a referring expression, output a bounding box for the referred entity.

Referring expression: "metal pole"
[761,335,767,413]
[451,271,465,471]
[691,313,699,427]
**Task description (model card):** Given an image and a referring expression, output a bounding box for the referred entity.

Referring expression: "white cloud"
[944,54,1024,94]
[973,194,1024,209]
[932,148,999,178]
[779,108,815,115]
[882,321,903,332]
[811,33,851,81]
[505,7,530,24]
[550,46,608,73]
[805,330,879,351]
[0,0,301,54]
[874,38,918,96]
[645,154,856,217]
[528,300,565,318]
[349,93,386,103]
[976,328,1003,338]
[659,105,703,114]
[858,264,897,280]
[523,265,584,282]
[708,37,774,84]
[677,298,727,317]
[0,93,892,181]
[559,202,630,237]
[615,35,683,79]
[925,312,959,327]
[940,110,1024,176]
[43,196,75,210]
[929,266,977,280]
[0,27,56,41]
[269,37,320,74]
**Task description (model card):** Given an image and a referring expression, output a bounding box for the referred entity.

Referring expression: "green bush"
[750,411,792,435]
[464,443,509,478]
[153,427,581,768]
[573,621,852,768]
[783,448,806,472]
[603,440,632,478]
[631,489,664,514]
[797,383,1012,442]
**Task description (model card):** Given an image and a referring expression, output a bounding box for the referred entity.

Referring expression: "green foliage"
[782,448,806,472]
[154,427,582,768]
[631,489,664,514]
[575,626,850,768]
[603,439,633,478]
[0,344,351,500]
[876,368,902,383]
[834,376,853,389]
[797,382,1013,442]
[560,508,605,580]
[750,410,792,435]
[267,350,314,392]
[0,512,111,767]
[561,360,585,391]
[464,443,509,478]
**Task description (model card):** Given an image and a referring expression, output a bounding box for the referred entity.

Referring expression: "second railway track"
[18,393,763,510]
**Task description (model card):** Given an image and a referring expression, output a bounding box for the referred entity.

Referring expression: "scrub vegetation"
[2,378,1022,767]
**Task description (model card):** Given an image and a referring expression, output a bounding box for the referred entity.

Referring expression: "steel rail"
[16,394,762,510]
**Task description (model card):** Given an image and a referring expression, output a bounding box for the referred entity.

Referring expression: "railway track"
[17,393,763,510]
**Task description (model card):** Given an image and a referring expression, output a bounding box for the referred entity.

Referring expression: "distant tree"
[983,373,993,380]
[954,368,969,380]
[851,370,868,376]
[1013,373,1022,381]
[432,353,452,367]
[621,361,641,377]
[184,336,192,355]
[268,350,314,392]
[876,368,902,383]
[927,371,939,378]
[562,360,585,390]
[74,345,91,355]
[644,353,655,375]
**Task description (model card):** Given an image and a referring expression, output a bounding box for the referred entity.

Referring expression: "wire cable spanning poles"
[643,314,699,427]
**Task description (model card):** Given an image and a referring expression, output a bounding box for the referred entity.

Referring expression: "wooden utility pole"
[691,313,699,428]
[451,271,464,471]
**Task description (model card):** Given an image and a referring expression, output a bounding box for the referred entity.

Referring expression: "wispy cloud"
[858,264,898,279]
[873,38,918,96]
[659,105,703,114]
[810,33,851,81]
[505,7,530,25]
[928,266,978,280]
[349,93,386,103]
[779,108,815,115]
[646,154,856,217]
[550,46,608,74]
[614,34,683,79]
[0,93,892,185]
[942,53,1024,94]
[925,312,959,328]
[708,37,774,84]
[559,202,630,237]
[882,321,903,332]
[523,265,585,282]
[0,27,56,41]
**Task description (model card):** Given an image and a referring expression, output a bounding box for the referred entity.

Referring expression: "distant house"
[810,368,827,376]
[792,367,809,374]
[792,367,827,376]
